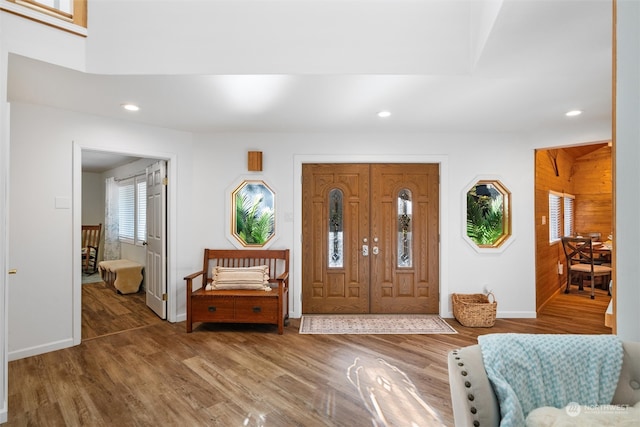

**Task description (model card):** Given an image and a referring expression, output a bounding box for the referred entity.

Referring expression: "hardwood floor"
[82,282,163,340]
[7,287,611,426]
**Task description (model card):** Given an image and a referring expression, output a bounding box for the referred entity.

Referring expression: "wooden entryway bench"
[184,249,290,334]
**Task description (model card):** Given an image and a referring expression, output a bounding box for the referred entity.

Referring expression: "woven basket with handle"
[452,292,497,327]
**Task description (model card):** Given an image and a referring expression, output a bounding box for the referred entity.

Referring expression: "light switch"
[55,197,71,209]
[541,215,546,225]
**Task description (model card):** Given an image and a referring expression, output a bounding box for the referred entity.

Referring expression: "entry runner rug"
[299,314,457,334]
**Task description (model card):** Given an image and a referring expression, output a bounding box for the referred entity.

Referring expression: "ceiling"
[81,150,142,174]
[6,0,613,172]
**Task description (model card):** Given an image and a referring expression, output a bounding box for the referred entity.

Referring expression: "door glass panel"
[397,189,412,267]
[328,189,344,268]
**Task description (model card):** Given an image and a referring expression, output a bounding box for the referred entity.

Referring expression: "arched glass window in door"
[328,189,344,268]
[397,189,413,267]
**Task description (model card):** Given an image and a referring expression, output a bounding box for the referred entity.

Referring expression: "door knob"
[8,269,17,275]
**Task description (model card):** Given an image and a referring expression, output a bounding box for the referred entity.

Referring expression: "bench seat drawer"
[234,297,278,322]
[191,296,235,321]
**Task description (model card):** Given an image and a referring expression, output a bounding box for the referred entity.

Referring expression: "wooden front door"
[302,163,439,314]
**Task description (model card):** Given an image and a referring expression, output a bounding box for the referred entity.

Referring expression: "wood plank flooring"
[7,286,611,426]
[81,282,163,340]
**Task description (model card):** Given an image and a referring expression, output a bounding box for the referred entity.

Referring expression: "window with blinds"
[549,190,575,243]
[549,192,562,243]
[563,195,575,237]
[118,175,147,245]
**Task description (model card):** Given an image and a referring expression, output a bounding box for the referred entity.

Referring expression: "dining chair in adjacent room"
[577,231,602,241]
[561,236,612,299]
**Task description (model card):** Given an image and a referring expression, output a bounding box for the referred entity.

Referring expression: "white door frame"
[72,142,178,345]
[292,154,449,319]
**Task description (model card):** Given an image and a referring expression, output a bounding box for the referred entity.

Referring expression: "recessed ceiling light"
[122,103,140,112]
[565,110,582,117]
[377,111,391,118]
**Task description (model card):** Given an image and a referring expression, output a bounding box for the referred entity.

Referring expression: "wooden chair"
[577,231,602,241]
[561,236,612,299]
[81,224,102,274]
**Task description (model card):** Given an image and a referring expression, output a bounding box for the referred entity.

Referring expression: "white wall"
[6,103,538,364]
[86,1,471,75]
[615,0,640,342]
[189,132,537,318]
[7,103,194,361]
[81,172,104,226]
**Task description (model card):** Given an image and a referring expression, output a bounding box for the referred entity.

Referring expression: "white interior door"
[145,161,167,318]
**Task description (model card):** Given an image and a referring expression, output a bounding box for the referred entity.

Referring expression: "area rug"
[82,272,103,285]
[299,314,457,335]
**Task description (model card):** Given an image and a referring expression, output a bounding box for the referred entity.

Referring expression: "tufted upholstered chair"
[448,340,640,427]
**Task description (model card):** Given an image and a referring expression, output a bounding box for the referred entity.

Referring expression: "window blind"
[137,179,147,242]
[118,175,147,245]
[118,180,135,242]
[563,195,575,237]
[549,192,561,243]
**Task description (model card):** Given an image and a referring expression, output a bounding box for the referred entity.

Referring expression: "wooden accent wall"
[535,145,612,311]
[572,146,613,239]
[535,149,574,309]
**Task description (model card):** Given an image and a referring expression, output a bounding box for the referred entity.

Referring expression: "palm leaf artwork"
[466,191,503,245]
[235,190,274,245]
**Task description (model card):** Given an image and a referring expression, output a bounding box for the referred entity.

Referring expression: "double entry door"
[302,163,439,314]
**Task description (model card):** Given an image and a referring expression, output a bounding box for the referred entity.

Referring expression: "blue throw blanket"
[478,334,623,427]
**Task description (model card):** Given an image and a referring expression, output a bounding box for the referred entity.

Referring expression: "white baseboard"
[8,338,74,362]
[444,311,537,319]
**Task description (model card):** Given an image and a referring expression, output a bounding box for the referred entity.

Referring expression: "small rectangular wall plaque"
[248,151,263,171]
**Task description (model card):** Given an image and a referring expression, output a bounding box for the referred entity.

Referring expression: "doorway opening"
[74,145,175,344]
[534,142,613,314]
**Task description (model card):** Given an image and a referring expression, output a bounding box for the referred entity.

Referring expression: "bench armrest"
[184,270,205,333]
[275,271,289,284]
[184,270,205,281]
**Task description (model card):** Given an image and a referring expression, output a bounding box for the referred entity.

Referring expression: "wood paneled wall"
[573,147,613,239]
[535,145,612,311]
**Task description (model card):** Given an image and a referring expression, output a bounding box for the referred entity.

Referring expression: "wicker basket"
[452,292,497,327]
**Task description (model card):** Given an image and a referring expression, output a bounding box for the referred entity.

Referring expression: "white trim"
[444,310,536,319]
[292,154,449,318]
[72,142,179,345]
[0,1,87,36]
[0,102,10,423]
[461,175,515,254]
[8,337,73,361]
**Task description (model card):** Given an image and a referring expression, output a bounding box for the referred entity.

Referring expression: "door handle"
[8,269,17,275]
[362,245,369,256]
[372,237,379,255]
